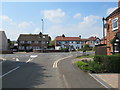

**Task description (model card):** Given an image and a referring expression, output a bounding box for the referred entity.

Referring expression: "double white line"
[53,55,73,68]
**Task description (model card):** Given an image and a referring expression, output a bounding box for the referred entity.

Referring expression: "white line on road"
[0,66,20,78]
[16,58,19,61]
[26,55,38,63]
[26,58,33,63]
[63,75,70,88]
[30,55,38,58]
[88,73,110,89]
[53,55,73,68]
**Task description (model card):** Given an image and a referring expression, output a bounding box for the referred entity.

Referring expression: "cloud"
[0,15,13,24]
[18,21,33,28]
[0,15,35,40]
[0,15,12,22]
[34,28,41,34]
[73,13,81,19]
[106,7,118,15]
[42,8,66,23]
[46,15,102,39]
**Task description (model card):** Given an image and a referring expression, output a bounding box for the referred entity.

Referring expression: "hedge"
[77,55,120,73]
[94,55,120,73]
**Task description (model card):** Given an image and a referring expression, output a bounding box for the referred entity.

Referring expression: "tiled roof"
[88,36,97,41]
[18,34,49,41]
[106,7,120,19]
[55,36,88,41]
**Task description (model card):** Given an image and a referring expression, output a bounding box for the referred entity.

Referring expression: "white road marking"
[16,58,19,61]
[88,73,109,89]
[0,66,20,78]
[25,55,38,63]
[53,55,73,68]
[30,55,38,58]
[26,58,33,63]
[63,75,70,88]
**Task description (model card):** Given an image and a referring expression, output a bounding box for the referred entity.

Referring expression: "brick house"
[105,0,120,55]
[18,32,50,51]
[54,35,88,50]
[86,36,101,48]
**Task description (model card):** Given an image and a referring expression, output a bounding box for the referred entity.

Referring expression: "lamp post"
[41,19,44,52]
[102,17,106,44]
[41,19,44,33]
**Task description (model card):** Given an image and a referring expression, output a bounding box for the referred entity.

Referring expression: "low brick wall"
[0,50,13,54]
[95,44,107,55]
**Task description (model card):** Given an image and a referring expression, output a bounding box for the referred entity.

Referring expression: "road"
[0,52,107,89]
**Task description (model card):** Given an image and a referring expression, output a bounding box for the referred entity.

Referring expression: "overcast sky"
[0,2,118,40]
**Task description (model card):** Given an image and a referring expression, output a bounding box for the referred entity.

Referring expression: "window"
[27,41,32,44]
[113,42,120,52]
[20,41,24,44]
[34,41,38,44]
[112,18,118,31]
[26,46,32,50]
[33,46,40,50]
[43,36,46,38]
[42,41,46,44]
[19,46,24,50]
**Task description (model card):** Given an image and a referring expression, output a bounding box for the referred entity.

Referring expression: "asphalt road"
[0,52,107,89]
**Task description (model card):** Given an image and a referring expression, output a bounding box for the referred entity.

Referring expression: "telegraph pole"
[41,19,44,52]
[102,17,105,44]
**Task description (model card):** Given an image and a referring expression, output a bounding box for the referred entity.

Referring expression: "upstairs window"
[27,41,32,44]
[112,17,118,31]
[34,41,38,44]
[20,41,24,44]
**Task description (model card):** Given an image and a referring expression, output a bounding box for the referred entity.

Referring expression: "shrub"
[94,55,120,73]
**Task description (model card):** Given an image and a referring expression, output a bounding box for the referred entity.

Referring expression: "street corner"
[89,73,119,89]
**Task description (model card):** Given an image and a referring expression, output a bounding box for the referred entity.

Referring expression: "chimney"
[118,0,120,7]
[79,35,81,38]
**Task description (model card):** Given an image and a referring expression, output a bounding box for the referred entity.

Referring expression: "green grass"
[76,55,94,59]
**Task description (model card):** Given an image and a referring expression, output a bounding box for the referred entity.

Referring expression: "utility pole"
[41,19,44,52]
[102,17,105,44]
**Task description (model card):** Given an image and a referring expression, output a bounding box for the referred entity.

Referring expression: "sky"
[0,2,118,40]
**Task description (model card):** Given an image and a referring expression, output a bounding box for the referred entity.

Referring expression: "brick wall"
[106,11,120,55]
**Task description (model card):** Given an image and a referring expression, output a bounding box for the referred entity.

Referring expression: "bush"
[88,61,106,73]
[60,48,69,52]
[77,61,89,71]
[94,55,120,73]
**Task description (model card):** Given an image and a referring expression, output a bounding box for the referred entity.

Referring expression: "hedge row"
[94,55,120,73]
[77,55,120,73]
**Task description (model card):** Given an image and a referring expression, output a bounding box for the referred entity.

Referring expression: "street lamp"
[41,19,44,52]
[41,19,44,33]
[102,17,106,44]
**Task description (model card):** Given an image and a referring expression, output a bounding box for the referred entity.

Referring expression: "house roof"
[55,36,88,41]
[88,36,98,41]
[18,34,49,41]
[106,7,120,19]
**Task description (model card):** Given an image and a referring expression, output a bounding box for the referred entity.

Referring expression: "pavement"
[0,51,114,89]
[73,57,119,90]
[90,74,119,89]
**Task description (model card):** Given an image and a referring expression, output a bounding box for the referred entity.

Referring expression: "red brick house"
[105,0,120,55]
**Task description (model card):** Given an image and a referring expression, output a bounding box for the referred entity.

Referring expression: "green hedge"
[77,55,120,73]
[94,55,120,73]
